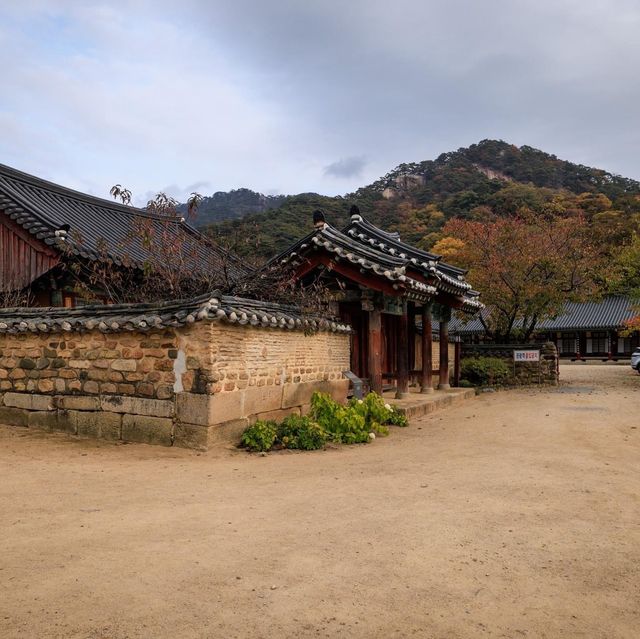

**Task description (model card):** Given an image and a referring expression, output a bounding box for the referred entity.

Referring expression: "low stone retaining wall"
[461,342,559,386]
[0,295,351,449]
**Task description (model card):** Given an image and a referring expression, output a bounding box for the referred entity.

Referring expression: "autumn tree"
[440,212,608,342]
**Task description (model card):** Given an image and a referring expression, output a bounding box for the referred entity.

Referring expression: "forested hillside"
[199,140,640,267]
[181,188,287,227]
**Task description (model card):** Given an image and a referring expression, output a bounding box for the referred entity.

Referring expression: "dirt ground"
[1,365,639,639]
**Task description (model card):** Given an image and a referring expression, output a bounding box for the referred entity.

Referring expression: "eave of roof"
[264,215,482,308]
[451,296,640,334]
[0,292,351,335]
[0,163,251,282]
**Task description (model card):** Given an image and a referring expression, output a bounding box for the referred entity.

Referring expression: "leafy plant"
[277,415,327,450]
[310,392,370,444]
[460,357,510,386]
[240,420,278,452]
[350,393,408,429]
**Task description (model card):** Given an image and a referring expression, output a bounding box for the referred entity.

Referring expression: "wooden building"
[0,163,249,306]
[266,210,482,397]
[451,296,640,360]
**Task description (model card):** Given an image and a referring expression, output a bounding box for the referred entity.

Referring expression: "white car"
[632,348,640,374]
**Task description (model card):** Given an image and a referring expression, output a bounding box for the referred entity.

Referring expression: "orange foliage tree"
[440,212,608,342]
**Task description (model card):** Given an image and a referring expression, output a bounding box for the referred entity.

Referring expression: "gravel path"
[1,364,638,638]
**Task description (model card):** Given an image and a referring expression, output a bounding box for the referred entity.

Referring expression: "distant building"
[452,296,640,359]
[0,163,249,306]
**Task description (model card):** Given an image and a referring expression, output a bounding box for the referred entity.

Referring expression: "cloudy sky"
[1,1,639,203]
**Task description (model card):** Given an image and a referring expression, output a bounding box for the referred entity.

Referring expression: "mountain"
[180,188,287,227]
[195,140,640,263]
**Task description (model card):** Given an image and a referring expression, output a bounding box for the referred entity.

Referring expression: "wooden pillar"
[438,320,450,390]
[408,302,416,377]
[368,308,383,395]
[453,339,461,387]
[396,300,409,399]
[421,305,434,394]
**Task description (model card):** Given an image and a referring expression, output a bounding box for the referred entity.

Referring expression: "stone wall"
[461,342,559,386]
[0,321,350,450]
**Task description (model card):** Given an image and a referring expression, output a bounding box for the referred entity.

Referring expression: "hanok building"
[0,163,249,306]
[266,210,482,397]
[451,296,640,360]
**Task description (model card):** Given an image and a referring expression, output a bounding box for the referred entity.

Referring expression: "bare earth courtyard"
[1,365,638,639]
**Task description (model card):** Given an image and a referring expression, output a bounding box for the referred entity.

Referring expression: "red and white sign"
[513,350,540,362]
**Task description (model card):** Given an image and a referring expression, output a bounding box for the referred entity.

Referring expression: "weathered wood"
[438,320,451,390]
[396,300,409,399]
[421,305,434,393]
[453,339,461,387]
[0,213,59,291]
[367,308,383,395]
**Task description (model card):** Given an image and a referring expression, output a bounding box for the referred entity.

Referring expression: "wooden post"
[453,339,461,387]
[368,308,383,395]
[438,320,450,390]
[408,302,416,379]
[396,300,409,399]
[421,305,434,393]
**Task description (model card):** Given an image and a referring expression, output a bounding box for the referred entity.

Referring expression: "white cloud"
[0,0,638,201]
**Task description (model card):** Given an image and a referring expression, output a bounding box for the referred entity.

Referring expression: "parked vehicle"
[632,348,640,373]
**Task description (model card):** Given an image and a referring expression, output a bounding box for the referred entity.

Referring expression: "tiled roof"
[0,292,350,335]
[0,163,250,282]
[451,296,640,334]
[266,213,482,310]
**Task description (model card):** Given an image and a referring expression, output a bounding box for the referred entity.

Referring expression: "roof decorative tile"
[267,214,482,309]
[0,293,351,335]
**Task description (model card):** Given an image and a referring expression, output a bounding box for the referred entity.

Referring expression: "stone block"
[281,378,349,409]
[122,414,173,446]
[111,359,137,372]
[3,392,55,411]
[28,410,60,432]
[300,403,312,416]
[73,411,121,440]
[243,386,283,416]
[175,391,244,426]
[207,418,249,446]
[173,422,209,451]
[100,395,174,417]
[0,406,28,427]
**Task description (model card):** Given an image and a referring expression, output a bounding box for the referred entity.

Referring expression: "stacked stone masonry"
[0,321,350,450]
[461,342,559,386]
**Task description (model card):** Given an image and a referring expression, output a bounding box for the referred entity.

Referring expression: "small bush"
[310,392,370,444]
[277,415,327,450]
[348,393,409,434]
[460,357,510,386]
[241,392,409,453]
[240,420,278,452]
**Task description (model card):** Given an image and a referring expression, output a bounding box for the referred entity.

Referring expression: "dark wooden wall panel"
[0,212,59,291]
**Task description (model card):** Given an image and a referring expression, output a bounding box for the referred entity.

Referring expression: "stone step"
[391,388,476,420]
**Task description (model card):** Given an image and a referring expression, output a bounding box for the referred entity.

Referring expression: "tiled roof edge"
[0,293,351,335]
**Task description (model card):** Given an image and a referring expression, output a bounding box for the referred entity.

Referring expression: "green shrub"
[240,420,278,452]
[385,407,408,427]
[460,357,510,386]
[241,392,409,453]
[350,393,408,429]
[277,415,327,450]
[310,392,370,444]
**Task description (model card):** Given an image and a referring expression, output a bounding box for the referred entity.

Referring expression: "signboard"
[513,350,540,362]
